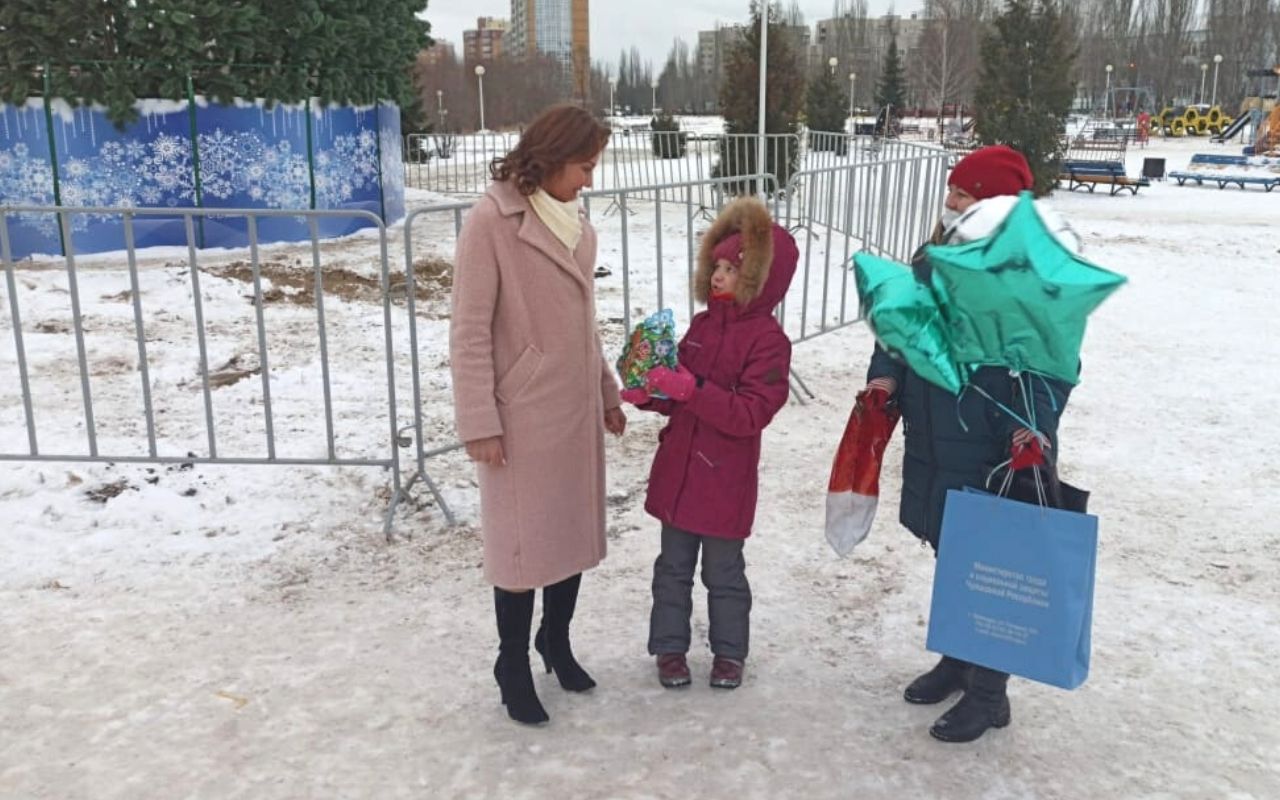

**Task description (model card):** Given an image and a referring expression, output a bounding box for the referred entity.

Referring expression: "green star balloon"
[853,252,966,394]
[925,192,1127,385]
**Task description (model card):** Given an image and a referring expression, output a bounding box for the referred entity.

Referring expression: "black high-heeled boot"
[493,587,549,725]
[532,573,596,692]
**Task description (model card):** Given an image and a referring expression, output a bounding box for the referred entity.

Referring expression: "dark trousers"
[647,524,752,660]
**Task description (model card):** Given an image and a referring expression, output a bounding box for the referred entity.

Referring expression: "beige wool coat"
[450,179,622,590]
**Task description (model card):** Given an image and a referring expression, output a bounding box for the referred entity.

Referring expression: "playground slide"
[1212,114,1248,142]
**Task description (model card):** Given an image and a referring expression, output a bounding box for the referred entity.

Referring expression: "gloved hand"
[645,364,697,402]
[855,377,896,417]
[620,387,650,406]
[1010,428,1049,470]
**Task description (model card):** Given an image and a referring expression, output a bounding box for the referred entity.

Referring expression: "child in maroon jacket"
[622,196,798,690]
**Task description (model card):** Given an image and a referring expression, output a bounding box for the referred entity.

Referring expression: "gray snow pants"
[647,524,751,660]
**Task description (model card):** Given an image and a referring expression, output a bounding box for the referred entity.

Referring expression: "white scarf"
[528,189,583,253]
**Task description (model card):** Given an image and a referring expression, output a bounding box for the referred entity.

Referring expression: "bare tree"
[1071,0,1140,112]
[411,49,574,132]
[1135,0,1200,106]
[1206,0,1278,110]
[913,0,989,131]
[816,0,874,108]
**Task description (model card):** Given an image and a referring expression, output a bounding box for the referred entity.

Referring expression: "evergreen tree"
[714,2,805,194]
[0,0,432,126]
[973,0,1077,194]
[874,24,907,130]
[650,111,687,158]
[805,65,848,153]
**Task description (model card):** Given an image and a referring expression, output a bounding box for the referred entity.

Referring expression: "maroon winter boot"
[710,656,744,689]
[656,653,692,688]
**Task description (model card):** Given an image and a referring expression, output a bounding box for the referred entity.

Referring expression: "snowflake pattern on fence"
[2,133,197,234]
[312,128,381,209]
[0,143,58,235]
[3,111,397,246]
[196,128,311,208]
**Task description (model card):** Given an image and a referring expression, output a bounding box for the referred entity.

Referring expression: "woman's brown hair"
[489,104,611,196]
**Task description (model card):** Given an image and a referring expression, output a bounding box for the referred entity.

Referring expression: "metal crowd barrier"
[2,144,947,532]
[0,206,412,535]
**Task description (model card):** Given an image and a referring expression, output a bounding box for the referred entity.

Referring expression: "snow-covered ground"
[2,137,1279,798]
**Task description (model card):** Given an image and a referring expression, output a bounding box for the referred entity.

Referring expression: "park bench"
[1058,160,1149,196]
[1168,154,1280,192]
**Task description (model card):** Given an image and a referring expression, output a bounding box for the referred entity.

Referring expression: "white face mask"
[940,207,962,230]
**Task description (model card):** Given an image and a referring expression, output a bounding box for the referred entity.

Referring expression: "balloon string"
[969,383,1037,433]
[1018,373,1037,431]
[955,384,972,433]
[1035,372,1060,413]
[960,371,1061,443]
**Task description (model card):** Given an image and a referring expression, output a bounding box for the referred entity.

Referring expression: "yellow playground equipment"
[1152,104,1235,137]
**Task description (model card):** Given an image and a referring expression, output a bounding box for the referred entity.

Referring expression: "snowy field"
[2,136,1279,798]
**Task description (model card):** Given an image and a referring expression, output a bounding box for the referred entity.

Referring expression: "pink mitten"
[620,387,650,405]
[645,365,696,402]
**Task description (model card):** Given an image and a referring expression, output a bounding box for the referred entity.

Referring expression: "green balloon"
[853,252,966,395]
[925,193,1127,385]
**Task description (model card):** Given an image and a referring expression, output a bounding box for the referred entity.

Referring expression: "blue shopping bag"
[926,487,1098,689]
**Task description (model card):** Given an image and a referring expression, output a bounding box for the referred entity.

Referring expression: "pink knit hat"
[711,232,744,266]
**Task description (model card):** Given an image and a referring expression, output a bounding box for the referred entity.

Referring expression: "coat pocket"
[495,345,543,405]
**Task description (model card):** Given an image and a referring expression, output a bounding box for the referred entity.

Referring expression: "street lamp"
[828,56,838,76]
[1199,62,1209,105]
[608,78,617,122]
[1212,54,1223,106]
[435,89,445,129]
[848,72,857,122]
[1104,64,1113,118]
[474,64,487,131]
[650,81,659,116]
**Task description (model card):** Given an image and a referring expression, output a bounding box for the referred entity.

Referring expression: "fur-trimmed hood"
[695,197,797,314]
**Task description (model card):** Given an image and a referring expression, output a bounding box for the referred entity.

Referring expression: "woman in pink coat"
[623,197,798,690]
[449,104,625,726]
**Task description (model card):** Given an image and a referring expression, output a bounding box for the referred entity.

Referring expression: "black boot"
[929,666,1011,743]
[903,655,970,704]
[493,587,550,725]
[533,573,596,692]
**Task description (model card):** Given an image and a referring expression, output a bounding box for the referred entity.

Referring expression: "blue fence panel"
[1,97,406,257]
[54,101,194,254]
[0,102,60,257]
[195,99,313,247]
[311,104,383,239]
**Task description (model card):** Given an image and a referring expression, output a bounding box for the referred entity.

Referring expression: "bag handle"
[985,460,1066,509]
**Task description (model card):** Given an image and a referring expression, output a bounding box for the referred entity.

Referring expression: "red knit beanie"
[949,145,1033,200]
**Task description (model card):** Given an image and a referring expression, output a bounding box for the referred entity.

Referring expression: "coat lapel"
[490,181,590,293]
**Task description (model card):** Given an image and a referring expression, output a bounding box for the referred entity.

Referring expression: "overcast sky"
[427,1,923,68]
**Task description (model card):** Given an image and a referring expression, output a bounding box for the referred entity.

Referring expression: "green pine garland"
[0,0,431,125]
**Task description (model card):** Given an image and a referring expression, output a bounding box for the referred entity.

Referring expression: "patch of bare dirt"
[85,479,133,503]
[207,353,262,389]
[207,257,452,307]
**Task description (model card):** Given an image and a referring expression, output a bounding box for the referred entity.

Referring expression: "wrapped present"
[616,309,678,396]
